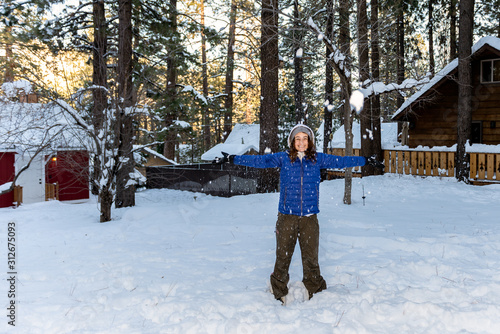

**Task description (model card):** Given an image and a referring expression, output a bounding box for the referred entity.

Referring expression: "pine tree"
[223,0,237,140]
[115,0,135,208]
[456,0,475,183]
[323,0,334,153]
[259,0,279,192]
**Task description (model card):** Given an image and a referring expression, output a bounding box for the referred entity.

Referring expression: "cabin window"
[481,59,500,83]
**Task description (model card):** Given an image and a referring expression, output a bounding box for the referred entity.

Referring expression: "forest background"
[1,0,499,221]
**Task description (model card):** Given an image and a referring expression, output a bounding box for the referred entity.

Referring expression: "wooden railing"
[13,186,22,206]
[328,148,500,183]
[45,183,59,201]
[383,150,455,177]
[469,152,500,183]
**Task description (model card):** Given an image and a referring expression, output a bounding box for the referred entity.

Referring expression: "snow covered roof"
[201,124,259,161]
[0,100,88,153]
[135,146,178,165]
[1,80,33,99]
[330,121,400,150]
[392,36,500,120]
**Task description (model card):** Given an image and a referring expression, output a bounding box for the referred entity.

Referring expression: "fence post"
[487,153,494,180]
[417,152,424,176]
[432,152,439,176]
[425,152,432,176]
[496,154,500,181]
[13,186,22,206]
[448,152,455,177]
[404,151,410,175]
[384,150,390,173]
[397,151,403,174]
[478,154,486,180]
[439,152,447,176]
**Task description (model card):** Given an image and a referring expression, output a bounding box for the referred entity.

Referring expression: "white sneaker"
[302,282,311,301]
[303,288,310,301]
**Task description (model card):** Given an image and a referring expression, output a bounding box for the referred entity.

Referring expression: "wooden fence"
[13,185,22,206]
[328,148,500,184]
[383,150,455,177]
[45,183,59,201]
[469,152,500,183]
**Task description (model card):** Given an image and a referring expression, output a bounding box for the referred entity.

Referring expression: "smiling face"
[294,132,309,152]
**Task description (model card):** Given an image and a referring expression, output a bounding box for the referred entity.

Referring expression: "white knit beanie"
[288,124,315,148]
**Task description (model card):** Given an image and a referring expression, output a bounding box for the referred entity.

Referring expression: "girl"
[216,124,382,304]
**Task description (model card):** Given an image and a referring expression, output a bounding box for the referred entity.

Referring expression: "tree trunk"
[370,0,382,175]
[428,0,435,76]
[323,0,334,153]
[358,0,373,176]
[396,1,405,109]
[450,0,458,61]
[224,0,237,140]
[4,27,14,82]
[201,0,210,151]
[456,0,475,183]
[293,0,305,125]
[91,0,107,196]
[163,0,178,160]
[339,0,353,205]
[99,188,113,222]
[259,0,279,193]
[115,0,135,208]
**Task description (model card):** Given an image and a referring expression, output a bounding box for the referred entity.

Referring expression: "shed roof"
[201,124,259,161]
[0,100,88,153]
[136,146,178,165]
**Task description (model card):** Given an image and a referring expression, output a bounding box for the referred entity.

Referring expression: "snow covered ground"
[1,175,500,333]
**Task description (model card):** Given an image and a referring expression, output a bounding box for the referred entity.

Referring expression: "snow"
[349,90,364,114]
[181,85,208,105]
[0,182,12,192]
[0,100,88,152]
[201,124,260,161]
[173,120,191,129]
[1,80,33,99]
[471,35,500,54]
[360,76,430,101]
[2,175,500,333]
[296,48,303,58]
[331,121,400,150]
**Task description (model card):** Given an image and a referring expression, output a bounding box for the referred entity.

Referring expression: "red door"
[46,150,90,201]
[0,152,15,207]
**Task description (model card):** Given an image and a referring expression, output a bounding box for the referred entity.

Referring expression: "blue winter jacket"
[234,152,366,216]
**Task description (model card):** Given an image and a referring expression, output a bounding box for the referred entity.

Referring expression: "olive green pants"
[270,213,327,300]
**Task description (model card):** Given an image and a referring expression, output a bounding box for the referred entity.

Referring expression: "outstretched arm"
[318,153,384,169]
[318,152,367,169]
[233,152,284,169]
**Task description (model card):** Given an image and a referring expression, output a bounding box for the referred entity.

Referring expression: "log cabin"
[392,36,500,148]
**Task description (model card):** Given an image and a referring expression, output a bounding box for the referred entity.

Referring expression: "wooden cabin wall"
[406,58,500,148]
[407,80,459,148]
